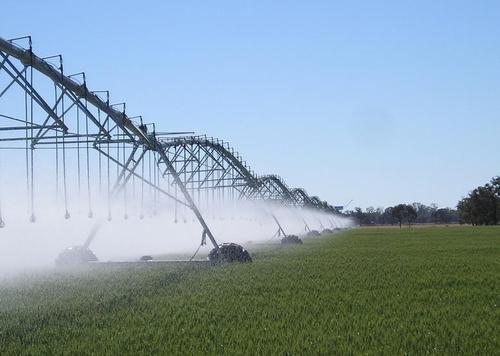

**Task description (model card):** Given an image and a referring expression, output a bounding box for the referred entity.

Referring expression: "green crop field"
[1,226,499,355]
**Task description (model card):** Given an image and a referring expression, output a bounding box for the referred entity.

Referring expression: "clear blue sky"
[1,0,499,209]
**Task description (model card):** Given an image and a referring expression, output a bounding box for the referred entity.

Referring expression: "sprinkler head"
[64,211,70,220]
[0,219,5,228]
[29,214,36,223]
[88,211,93,219]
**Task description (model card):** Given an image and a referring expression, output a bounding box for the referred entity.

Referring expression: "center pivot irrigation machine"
[0,36,343,265]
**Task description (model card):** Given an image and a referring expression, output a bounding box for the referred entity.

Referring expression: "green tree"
[353,207,365,226]
[391,204,406,228]
[457,177,500,225]
[405,205,417,227]
[433,208,454,224]
[457,197,474,225]
[383,207,395,225]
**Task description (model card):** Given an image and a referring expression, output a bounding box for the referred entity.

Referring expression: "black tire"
[281,235,303,245]
[55,246,98,266]
[208,243,252,264]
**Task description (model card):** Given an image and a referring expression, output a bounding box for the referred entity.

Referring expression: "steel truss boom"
[0,35,339,246]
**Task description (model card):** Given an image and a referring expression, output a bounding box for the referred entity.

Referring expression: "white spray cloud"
[0,155,353,276]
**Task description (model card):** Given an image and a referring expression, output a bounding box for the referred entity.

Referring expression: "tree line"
[346,203,459,227]
[347,176,500,227]
[457,177,499,225]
